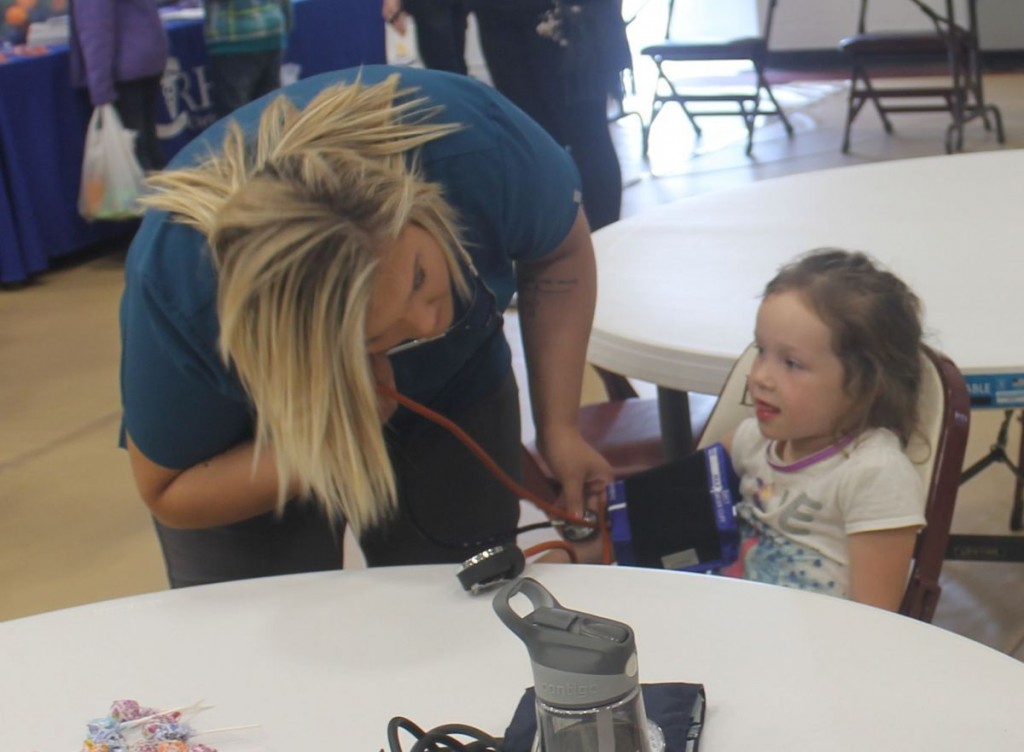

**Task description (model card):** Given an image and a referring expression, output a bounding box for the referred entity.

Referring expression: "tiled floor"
[2,66,1023,659]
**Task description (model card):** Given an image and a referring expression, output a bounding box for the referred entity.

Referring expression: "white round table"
[588,149,1024,395]
[2,565,1023,750]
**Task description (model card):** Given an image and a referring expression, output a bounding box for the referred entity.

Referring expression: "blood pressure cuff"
[607,443,740,572]
[502,683,706,752]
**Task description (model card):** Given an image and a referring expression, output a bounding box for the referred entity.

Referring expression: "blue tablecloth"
[0,0,385,284]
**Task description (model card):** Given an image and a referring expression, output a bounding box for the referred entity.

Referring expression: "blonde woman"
[119,65,612,587]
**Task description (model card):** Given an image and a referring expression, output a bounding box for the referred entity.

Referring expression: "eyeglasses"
[385,330,454,356]
[383,276,493,357]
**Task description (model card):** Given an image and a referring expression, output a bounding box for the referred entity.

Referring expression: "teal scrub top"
[120,65,582,470]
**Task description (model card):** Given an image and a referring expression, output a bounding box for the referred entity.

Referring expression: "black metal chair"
[839,0,1005,153]
[640,0,794,155]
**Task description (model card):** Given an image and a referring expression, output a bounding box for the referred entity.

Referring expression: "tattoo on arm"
[517,275,579,318]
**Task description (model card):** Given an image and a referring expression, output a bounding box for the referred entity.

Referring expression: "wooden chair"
[640,0,794,155]
[522,366,716,499]
[696,343,971,623]
[839,0,1005,153]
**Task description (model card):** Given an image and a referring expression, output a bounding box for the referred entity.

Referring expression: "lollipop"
[79,699,257,752]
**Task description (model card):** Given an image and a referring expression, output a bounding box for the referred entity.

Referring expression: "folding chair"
[839,0,1005,153]
[607,5,645,140]
[640,0,794,155]
[695,343,970,623]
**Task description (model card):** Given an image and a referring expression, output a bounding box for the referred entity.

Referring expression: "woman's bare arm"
[126,433,300,528]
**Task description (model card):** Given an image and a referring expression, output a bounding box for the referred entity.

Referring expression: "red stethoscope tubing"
[377,384,613,564]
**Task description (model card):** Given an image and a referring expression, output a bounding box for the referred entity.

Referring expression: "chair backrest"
[901,346,970,621]
[697,343,970,622]
[696,344,758,450]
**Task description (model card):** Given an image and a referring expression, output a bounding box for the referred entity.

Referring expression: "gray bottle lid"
[493,577,641,708]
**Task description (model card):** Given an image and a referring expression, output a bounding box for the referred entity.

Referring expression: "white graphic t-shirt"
[730,419,926,599]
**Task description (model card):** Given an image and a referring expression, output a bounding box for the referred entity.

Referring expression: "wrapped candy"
[78,700,236,752]
[109,700,158,722]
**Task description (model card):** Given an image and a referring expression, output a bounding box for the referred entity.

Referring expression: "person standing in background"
[69,0,169,171]
[381,0,469,75]
[469,0,631,230]
[203,0,293,119]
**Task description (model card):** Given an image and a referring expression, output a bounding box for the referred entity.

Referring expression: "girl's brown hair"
[764,249,923,445]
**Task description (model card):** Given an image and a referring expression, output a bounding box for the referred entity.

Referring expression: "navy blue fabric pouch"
[501,682,706,752]
[607,444,741,573]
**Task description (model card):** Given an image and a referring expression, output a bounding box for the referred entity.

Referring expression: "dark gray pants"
[154,371,522,587]
[114,76,165,171]
[473,5,624,229]
[405,0,469,75]
[208,49,283,119]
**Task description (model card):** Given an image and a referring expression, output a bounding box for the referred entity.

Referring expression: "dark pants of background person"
[208,49,283,119]
[153,372,522,587]
[405,0,469,75]
[473,7,622,230]
[114,76,166,172]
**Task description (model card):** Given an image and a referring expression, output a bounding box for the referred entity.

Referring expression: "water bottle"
[493,578,664,752]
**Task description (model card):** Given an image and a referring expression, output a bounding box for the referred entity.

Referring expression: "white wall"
[385,1,1023,68]
[769,0,1024,51]
[975,0,1024,50]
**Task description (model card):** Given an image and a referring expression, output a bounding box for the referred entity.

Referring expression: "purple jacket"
[69,0,170,106]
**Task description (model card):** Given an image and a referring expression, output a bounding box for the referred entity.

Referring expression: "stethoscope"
[377,382,608,558]
[373,264,613,589]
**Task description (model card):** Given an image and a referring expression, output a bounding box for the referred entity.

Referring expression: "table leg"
[657,386,693,461]
[946,408,1024,562]
[1011,410,1024,530]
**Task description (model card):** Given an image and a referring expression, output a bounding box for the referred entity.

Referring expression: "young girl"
[724,249,926,611]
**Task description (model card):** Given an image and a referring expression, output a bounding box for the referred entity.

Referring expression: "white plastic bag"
[78,104,146,221]
[384,16,421,67]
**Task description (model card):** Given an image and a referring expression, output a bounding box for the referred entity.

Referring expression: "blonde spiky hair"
[142,74,469,534]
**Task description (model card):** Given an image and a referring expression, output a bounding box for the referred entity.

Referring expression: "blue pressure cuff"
[607,444,741,573]
[502,683,707,752]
